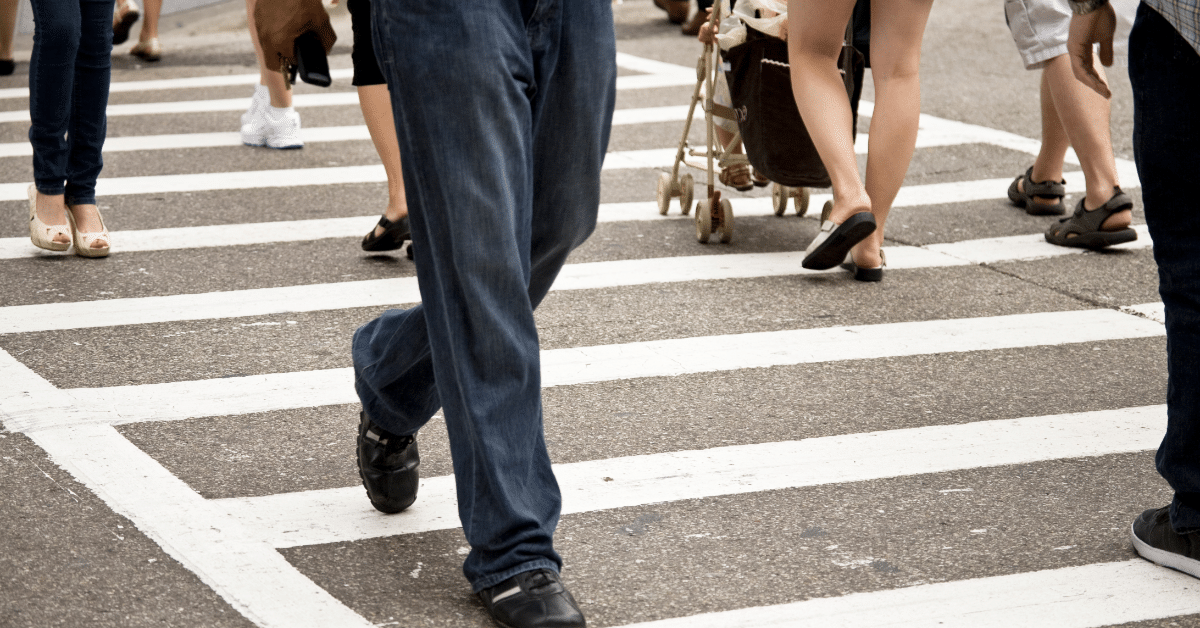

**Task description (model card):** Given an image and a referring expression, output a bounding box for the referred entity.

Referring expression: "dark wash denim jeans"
[1129,3,1200,533]
[28,0,112,205]
[352,0,616,590]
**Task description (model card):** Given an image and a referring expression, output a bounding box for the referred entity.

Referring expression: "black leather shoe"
[361,215,411,252]
[356,411,419,514]
[479,569,585,628]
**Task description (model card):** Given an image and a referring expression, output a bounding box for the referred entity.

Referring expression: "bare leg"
[787,0,871,226]
[0,0,16,61]
[1042,53,1129,230]
[858,0,935,267]
[138,0,160,42]
[358,84,409,236]
[245,0,291,108]
[1019,68,1072,211]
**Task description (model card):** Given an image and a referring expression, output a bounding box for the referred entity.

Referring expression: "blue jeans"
[28,0,112,205]
[1129,3,1200,533]
[354,0,616,590]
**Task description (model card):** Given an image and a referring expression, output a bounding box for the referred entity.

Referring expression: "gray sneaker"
[1131,506,1200,579]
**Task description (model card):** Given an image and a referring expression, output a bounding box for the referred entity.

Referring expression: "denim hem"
[470,559,560,593]
[64,194,97,206]
[34,182,65,196]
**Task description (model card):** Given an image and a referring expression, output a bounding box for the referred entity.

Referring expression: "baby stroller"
[655,0,864,244]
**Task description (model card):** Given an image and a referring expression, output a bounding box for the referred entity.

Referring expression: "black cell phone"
[294,31,332,87]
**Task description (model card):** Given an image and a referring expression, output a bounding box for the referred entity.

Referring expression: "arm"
[1067,0,1117,98]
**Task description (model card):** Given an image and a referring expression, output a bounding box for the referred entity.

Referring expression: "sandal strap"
[1022,166,1066,200]
[376,215,395,229]
[1051,187,1133,236]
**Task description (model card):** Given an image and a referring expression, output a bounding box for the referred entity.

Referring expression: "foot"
[479,569,586,628]
[130,37,162,62]
[1082,195,1133,231]
[356,411,419,514]
[371,208,409,239]
[67,204,111,257]
[112,0,140,45]
[653,0,689,23]
[1044,187,1137,250]
[1131,506,1200,579]
[35,193,71,247]
[1008,167,1066,216]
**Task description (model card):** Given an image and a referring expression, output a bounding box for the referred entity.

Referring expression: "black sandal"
[1008,167,1066,216]
[361,215,411,252]
[1044,188,1137,249]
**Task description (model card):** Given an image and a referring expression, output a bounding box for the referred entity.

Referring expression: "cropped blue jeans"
[1129,3,1200,533]
[352,0,616,590]
[28,0,112,205]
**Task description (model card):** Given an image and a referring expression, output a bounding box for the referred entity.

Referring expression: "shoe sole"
[802,213,876,271]
[113,11,139,45]
[1131,522,1200,579]
[1046,227,1137,250]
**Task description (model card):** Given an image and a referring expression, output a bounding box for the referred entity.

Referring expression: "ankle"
[829,193,871,224]
[384,204,408,222]
[1083,186,1120,211]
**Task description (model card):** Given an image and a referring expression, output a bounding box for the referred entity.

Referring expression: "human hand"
[1067,2,1116,98]
[697,8,715,44]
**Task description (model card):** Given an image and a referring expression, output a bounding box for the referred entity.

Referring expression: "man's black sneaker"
[1131,506,1200,579]
[356,411,419,514]
[478,569,586,628]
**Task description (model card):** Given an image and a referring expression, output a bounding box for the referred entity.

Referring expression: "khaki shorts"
[1004,0,1071,70]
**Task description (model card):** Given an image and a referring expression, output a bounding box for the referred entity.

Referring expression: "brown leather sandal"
[1008,166,1066,216]
[1044,188,1137,249]
[718,164,753,191]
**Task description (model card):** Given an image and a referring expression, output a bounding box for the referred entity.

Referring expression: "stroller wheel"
[718,198,734,244]
[795,187,811,216]
[679,173,694,215]
[656,172,673,216]
[772,183,790,217]
[695,199,712,243]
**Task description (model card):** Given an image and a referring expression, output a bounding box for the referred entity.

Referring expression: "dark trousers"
[1129,2,1200,533]
[28,0,112,205]
[354,0,616,590]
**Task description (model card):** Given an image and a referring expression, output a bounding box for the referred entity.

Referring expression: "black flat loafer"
[361,214,411,252]
[479,569,586,628]
[802,211,876,270]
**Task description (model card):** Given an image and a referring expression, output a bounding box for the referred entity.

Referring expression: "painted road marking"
[0,346,374,628]
[216,405,1166,547]
[0,226,1151,332]
[616,559,1200,628]
[1,307,1163,432]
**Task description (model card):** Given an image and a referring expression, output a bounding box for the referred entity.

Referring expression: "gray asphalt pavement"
[2,0,1198,627]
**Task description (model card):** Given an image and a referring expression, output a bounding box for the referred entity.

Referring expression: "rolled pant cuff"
[34,181,66,196]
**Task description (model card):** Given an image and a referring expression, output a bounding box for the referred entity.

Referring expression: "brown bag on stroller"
[724,25,864,188]
[254,0,337,85]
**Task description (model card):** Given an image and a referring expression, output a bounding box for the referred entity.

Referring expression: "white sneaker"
[262,107,304,149]
[242,105,304,149]
[240,87,269,146]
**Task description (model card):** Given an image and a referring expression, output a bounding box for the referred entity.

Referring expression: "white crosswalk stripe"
[0,44,1184,628]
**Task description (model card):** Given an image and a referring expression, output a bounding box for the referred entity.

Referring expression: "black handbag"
[723,24,864,188]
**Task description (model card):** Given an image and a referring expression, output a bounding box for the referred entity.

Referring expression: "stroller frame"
[655,2,811,244]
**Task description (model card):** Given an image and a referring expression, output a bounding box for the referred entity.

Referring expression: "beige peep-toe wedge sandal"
[28,184,70,251]
[67,205,111,258]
